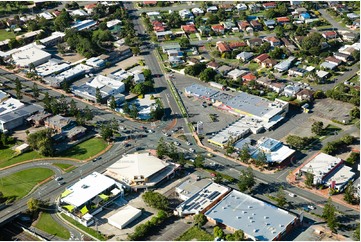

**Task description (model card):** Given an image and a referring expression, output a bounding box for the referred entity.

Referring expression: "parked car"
[288,193,296,197]
[58,181,66,186]
[308,205,316,210]
[186,142,191,145]
[55,177,63,181]
[189,148,195,153]
[174,141,180,146]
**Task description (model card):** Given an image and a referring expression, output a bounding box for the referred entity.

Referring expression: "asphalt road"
[318,9,349,32]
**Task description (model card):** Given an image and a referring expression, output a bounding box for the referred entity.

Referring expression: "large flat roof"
[36,59,70,77]
[105,152,170,184]
[176,182,230,215]
[301,153,342,181]
[205,190,297,241]
[184,84,219,99]
[61,172,116,208]
[0,98,24,116]
[55,64,93,80]
[176,178,212,201]
[323,164,355,189]
[12,46,51,67]
[108,205,142,230]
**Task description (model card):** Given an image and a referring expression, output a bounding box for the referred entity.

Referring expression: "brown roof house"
[296,89,314,102]
[261,58,278,68]
[254,53,269,64]
[216,41,231,53]
[44,115,75,133]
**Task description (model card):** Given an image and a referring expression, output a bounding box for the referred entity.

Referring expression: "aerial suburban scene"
[0,0,359,241]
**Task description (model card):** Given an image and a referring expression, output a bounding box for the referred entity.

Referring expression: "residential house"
[143,1,157,6]
[281,37,297,52]
[334,52,351,62]
[236,3,247,11]
[162,43,181,53]
[155,31,173,41]
[341,32,357,42]
[169,56,184,66]
[206,6,218,13]
[133,72,145,84]
[45,115,75,133]
[322,31,337,40]
[254,53,270,64]
[296,89,314,101]
[300,12,311,20]
[339,46,357,56]
[256,77,285,93]
[247,38,263,47]
[191,8,204,15]
[264,36,282,47]
[217,65,233,76]
[277,17,290,25]
[222,21,236,30]
[242,73,257,82]
[27,112,52,127]
[207,61,220,70]
[219,4,234,12]
[228,41,246,49]
[352,19,360,28]
[274,56,295,72]
[288,67,308,77]
[261,58,278,68]
[167,49,183,57]
[283,85,301,97]
[227,69,249,80]
[262,2,277,9]
[293,36,305,46]
[248,3,260,13]
[347,13,359,20]
[264,19,276,29]
[236,52,254,62]
[250,20,262,31]
[316,70,330,81]
[325,56,343,66]
[320,62,338,70]
[295,7,307,14]
[198,26,211,36]
[237,20,250,31]
[188,58,199,65]
[211,24,225,34]
[181,24,197,33]
[216,41,231,53]
[84,3,98,14]
[179,9,193,20]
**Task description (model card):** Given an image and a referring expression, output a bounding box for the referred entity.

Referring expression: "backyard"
[0,168,54,199]
[0,29,15,41]
[35,212,70,240]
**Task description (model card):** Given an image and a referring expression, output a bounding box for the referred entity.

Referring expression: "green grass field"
[35,213,70,239]
[0,168,54,199]
[60,214,106,240]
[57,138,107,160]
[0,29,15,41]
[52,163,75,171]
[176,226,213,241]
[0,149,44,168]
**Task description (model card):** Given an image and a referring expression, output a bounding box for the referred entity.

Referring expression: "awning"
[80,205,89,215]
[99,194,109,201]
[111,188,121,195]
[63,205,75,212]
[61,189,73,198]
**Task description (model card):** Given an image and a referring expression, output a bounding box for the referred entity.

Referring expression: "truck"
[209,82,225,90]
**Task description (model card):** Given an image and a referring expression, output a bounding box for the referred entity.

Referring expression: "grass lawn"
[0,148,44,169]
[0,29,15,41]
[52,163,75,172]
[60,214,106,241]
[248,62,260,72]
[176,226,214,241]
[0,168,54,199]
[57,138,107,160]
[35,212,70,239]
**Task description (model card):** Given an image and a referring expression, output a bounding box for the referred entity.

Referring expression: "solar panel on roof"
[208,191,220,200]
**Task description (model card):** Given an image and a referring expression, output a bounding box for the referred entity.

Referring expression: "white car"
[307,205,316,210]
[186,142,191,145]
[174,141,180,146]
[55,177,63,181]
[288,193,296,197]
[189,148,195,153]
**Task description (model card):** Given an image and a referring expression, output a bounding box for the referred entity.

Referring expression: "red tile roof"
[266,36,281,43]
[238,21,250,29]
[251,20,261,26]
[212,24,225,31]
[152,20,163,27]
[229,41,247,49]
[85,3,97,9]
[153,26,165,32]
[143,1,157,5]
[323,31,337,37]
[325,56,342,64]
[263,2,277,7]
[216,42,231,53]
[242,73,257,81]
[277,17,290,22]
[181,25,197,33]
[207,61,219,68]
[254,54,270,63]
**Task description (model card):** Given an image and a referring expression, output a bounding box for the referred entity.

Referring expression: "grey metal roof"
[184,84,219,99]
[0,104,43,123]
[205,190,297,241]
[225,92,277,118]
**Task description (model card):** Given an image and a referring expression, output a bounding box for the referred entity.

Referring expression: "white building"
[12,45,51,68]
[108,205,142,230]
[0,98,24,116]
[40,31,65,46]
[38,11,54,20]
[87,74,125,95]
[106,19,122,28]
[35,59,70,77]
[133,71,145,84]
[85,57,105,69]
[227,69,249,80]
[48,64,93,87]
[175,178,212,201]
[323,165,355,192]
[70,9,89,17]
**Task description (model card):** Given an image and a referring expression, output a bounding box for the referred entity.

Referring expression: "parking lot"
[171,73,239,135]
[312,98,354,123]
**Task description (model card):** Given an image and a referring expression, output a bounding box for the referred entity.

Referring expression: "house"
[283,85,301,97]
[217,65,233,76]
[179,9,193,19]
[274,56,295,72]
[341,32,357,42]
[248,3,260,13]
[250,20,262,31]
[191,7,204,15]
[222,21,236,30]
[167,49,182,57]
[207,61,220,70]
[169,56,184,66]
[27,112,52,127]
[242,73,257,82]
[339,46,357,56]
[134,72,146,84]
[254,53,270,63]
[143,1,157,6]
[181,24,197,33]
[238,20,250,31]
[236,3,248,11]
[299,12,311,20]
[296,89,314,101]
[236,51,254,62]
[334,52,351,62]
[207,6,218,13]
[277,17,290,24]
[281,37,297,52]
[211,24,225,34]
[84,3,98,14]
[347,13,359,20]
[219,4,234,12]
[188,58,199,65]
[264,36,282,47]
[45,115,75,133]
[261,58,278,68]
[320,62,338,70]
[216,41,231,53]
[295,7,308,14]
[262,1,277,9]
[322,31,337,40]
[325,56,343,66]
[228,41,246,49]
[247,38,263,47]
[288,67,308,77]
[155,30,173,41]
[316,70,330,81]
[256,77,284,93]
[264,19,276,28]
[162,43,181,53]
[198,26,211,36]
[228,69,249,80]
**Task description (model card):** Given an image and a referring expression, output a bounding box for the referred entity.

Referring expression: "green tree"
[344,181,357,204]
[301,32,323,56]
[276,186,287,207]
[323,142,337,155]
[27,129,54,156]
[239,145,251,162]
[274,26,285,38]
[95,87,102,103]
[54,10,73,31]
[15,78,22,100]
[341,135,356,145]
[199,68,217,82]
[100,123,113,141]
[238,167,256,192]
[109,96,116,110]
[286,135,308,150]
[322,197,338,232]
[131,83,146,95]
[311,121,323,135]
[264,9,277,19]
[43,92,51,111]
[350,107,360,119]
[213,226,224,239]
[353,224,360,241]
[233,230,245,241]
[130,104,139,119]
[194,213,207,228]
[69,99,78,117]
[27,198,40,213]
[194,154,205,168]
[179,37,191,48]
[256,151,267,165]
[304,172,314,187]
[83,106,94,121]
[142,191,169,210]
[50,97,59,115]
[269,47,284,59]
[167,12,182,28]
[156,137,168,158]
[32,83,40,99]
[122,101,130,114]
[61,81,70,93]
